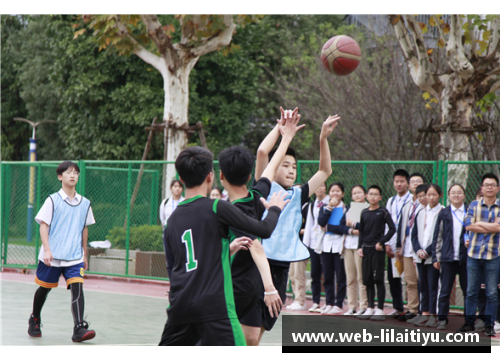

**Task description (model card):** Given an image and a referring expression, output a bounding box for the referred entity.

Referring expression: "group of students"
[26,106,500,345]
[288,169,500,337]
[27,107,342,346]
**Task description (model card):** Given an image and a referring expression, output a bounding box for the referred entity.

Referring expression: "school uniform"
[411,204,444,314]
[159,196,184,279]
[386,191,412,312]
[431,204,468,322]
[395,199,423,314]
[301,195,329,305]
[329,205,368,312]
[318,202,347,308]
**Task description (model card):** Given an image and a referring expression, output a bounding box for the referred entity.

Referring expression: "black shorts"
[159,318,246,346]
[362,247,386,285]
[234,292,259,320]
[239,264,288,331]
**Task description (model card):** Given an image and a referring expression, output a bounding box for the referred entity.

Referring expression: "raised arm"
[260,108,305,182]
[216,192,289,239]
[306,115,340,197]
[255,107,287,181]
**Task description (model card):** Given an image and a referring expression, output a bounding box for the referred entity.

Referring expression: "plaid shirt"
[464,200,500,260]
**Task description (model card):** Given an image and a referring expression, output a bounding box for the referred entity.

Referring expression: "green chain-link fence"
[2,159,499,309]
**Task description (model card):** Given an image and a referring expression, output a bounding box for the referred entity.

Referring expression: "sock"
[70,283,85,326]
[32,287,51,319]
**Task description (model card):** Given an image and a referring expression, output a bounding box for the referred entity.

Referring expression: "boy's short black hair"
[367,184,382,196]
[57,161,80,177]
[481,172,499,185]
[393,169,410,183]
[175,146,213,188]
[268,146,297,163]
[409,172,426,183]
[416,184,429,195]
[218,146,254,186]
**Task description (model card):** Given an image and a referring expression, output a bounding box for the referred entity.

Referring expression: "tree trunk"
[439,74,475,195]
[161,58,198,198]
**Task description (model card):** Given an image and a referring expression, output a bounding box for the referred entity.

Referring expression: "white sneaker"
[289,302,307,311]
[353,309,366,316]
[309,303,321,313]
[286,301,299,310]
[321,305,334,315]
[494,321,500,333]
[327,306,344,315]
[343,309,355,316]
[370,308,386,321]
[357,308,375,320]
[387,309,401,318]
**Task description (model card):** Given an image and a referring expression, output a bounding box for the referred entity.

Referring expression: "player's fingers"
[269,305,274,318]
[296,124,306,131]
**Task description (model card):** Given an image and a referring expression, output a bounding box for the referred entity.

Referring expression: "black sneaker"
[485,326,496,337]
[398,311,416,322]
[28,315,42,337]
[456,323,475,333]
[72,321,96,342]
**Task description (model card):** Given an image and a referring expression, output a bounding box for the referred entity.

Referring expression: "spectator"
[159,179,185,280]
[459,173,500,337]
[210,187,223,199]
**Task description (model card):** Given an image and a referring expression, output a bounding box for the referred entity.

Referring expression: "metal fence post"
[150,170,159,225]
[2,164,12,265]
[0,163,3,269]
[443,161,449,206]
[78,159,86,197]
[363,163,367,188]
[125,164,132,275]
[35,163,42,264]
[297,161,302,184]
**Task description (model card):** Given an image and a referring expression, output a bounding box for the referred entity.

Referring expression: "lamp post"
[14,118,56,242]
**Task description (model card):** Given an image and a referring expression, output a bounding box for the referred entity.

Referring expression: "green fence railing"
[1,159,499,309]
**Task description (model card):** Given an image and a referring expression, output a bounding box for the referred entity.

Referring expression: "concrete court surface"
[0,271,283,346]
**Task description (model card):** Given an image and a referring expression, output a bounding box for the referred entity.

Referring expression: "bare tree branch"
[191,15,236,58]
[115,19,165,74]
[488,16,500,56]
[139,15,180,73]
[446,15,474,80]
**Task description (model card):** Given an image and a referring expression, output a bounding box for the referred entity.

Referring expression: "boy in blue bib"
[244,107,340,344]
[28,161,96,342]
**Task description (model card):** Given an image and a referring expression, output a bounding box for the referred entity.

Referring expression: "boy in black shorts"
[29,161,96,342]
[357,185,396,321]
[218,109,304,345]
[242,108,340,345]
[158,146,289,346]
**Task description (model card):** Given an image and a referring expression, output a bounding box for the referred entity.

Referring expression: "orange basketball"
[321,35,361,76]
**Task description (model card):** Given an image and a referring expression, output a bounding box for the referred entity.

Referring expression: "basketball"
[321,35,361,76]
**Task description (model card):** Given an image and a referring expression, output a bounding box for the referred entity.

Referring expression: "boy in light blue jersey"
[28,161,96,342]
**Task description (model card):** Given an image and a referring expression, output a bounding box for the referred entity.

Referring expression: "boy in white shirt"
[28,161,96,342]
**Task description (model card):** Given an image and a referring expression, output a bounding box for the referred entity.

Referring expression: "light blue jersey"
[261,182,310,262]
[48,192,91,261]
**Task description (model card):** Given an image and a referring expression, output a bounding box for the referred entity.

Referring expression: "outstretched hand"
[320,115,340,139]
[278,107,305,139]
[260,190,290,211]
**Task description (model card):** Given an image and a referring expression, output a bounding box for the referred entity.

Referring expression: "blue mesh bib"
[48,193,91,261]
[261,182,310,262]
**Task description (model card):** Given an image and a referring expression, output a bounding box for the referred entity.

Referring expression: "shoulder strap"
[163,198,170,207]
